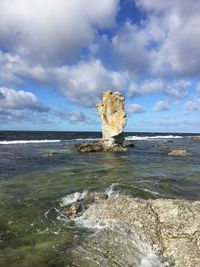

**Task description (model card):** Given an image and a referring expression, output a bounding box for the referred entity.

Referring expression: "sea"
[0,131,200,267]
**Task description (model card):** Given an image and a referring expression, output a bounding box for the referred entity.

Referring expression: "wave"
[73,138,101,142]
[0,139,61,145]
[60,184,118,208]
[126,135,183,141]
[60,190,88,207]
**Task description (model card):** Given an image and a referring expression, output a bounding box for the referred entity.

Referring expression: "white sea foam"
[0,139,61,145]
[60,190,88,207]
[105,183,119,197]
[139,253,166,267]
[126,135,183,141]
[73,138,101,142]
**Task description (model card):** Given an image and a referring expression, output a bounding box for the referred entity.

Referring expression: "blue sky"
[1,0,200,132]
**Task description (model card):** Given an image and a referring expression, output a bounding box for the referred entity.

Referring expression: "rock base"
[75,140,132,152]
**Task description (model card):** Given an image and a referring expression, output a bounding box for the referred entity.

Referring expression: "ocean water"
[0,131,200,267]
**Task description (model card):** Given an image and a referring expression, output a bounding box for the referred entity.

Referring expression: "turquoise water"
[0,132,200,266]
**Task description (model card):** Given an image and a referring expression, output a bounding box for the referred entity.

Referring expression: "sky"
[1,0,200,133]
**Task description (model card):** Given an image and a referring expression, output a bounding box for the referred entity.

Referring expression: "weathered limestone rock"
[76,195,200,267]
[97,91,126,147]
[168,149,192,157]
[75,91,128,152]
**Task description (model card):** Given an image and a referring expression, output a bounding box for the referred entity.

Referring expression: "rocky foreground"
[65,194,200,267]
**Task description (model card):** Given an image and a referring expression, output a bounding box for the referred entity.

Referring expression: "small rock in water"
[63,192,108,217]
[166,139,173,143]
[48,152,56,157]
[193,136,200,141]
[125,141,135,148]
[64,202,83,217]
[168,150,192,157]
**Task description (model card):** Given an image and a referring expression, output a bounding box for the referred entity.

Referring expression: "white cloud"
[0,0,119,66]
[0,108,29,123]
[196,83,200,93]
[113,0,200,78]
[184,98,200,112]
[0,87,48,112]
[52,59,129,105]
[55,109,86,122]
[140,79,164,94]
[68,110,86,122]
[128,79,164,97]
[127,104,144,113]
[153,100,169,111]
[164,80,191,98]
[0,53,130,106]
[136,0,200,15]
[128,79,191,98]
[112,21,152,74]
[0,51,193,109]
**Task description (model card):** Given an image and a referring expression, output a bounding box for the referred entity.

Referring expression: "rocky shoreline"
[63,192,200,267]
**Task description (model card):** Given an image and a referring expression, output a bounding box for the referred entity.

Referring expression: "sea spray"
[125,135,183,141]
[60,183,119,208]
[60,190,88,207]
[105,183,119,197]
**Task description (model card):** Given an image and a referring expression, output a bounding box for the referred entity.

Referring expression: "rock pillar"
[97,91,126,148]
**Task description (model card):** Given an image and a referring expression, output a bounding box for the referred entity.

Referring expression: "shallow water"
[0,132,200,266]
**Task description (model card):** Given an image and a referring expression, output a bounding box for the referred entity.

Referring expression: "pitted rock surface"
[97,91,126,147]
[80,196,200,267]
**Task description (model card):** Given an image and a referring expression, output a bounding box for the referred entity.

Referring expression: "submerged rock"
[193,136,200,141]
[76,195,200,267]
[75,91,128,152]
[168,149,192,157]
[48,152,56,157]
[64,202,83,217]
[63,192,108,217]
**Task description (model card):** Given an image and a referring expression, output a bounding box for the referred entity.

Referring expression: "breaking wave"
[60,190,88,207]
[0,140,61,145]
[126,135,183,141]
[0,135,183,145]
[73,138,101,142]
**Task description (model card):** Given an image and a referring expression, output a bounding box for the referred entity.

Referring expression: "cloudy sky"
[1,0,200,132]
